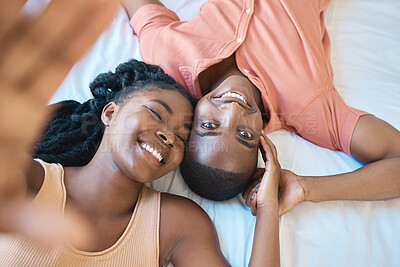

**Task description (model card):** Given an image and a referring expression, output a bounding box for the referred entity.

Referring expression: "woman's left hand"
[244,168,306,217]
[243,132,281,216]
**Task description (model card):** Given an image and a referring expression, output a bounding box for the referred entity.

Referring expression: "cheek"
[163,145,185,172]
[118,114,142,135]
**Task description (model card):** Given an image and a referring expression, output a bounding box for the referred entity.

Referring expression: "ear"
[101,102,120,127]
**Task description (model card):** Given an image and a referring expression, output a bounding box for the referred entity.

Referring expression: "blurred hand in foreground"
[0,0,118,246]
[243,133,306,216]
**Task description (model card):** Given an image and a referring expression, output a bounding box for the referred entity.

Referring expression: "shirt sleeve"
[130,4,180,62]
[290,89,370,156]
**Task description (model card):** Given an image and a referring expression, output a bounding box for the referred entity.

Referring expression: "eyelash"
[148,107,187,145]
[177,135,187,145]
[148,108,163,121]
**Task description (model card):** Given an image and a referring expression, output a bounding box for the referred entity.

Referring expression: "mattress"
[25,0,400,266]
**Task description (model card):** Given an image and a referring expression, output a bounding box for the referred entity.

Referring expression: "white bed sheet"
[26,0,400,266]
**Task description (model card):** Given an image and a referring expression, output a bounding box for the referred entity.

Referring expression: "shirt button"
[246,9,251,14]
[237,37,243,43]
[243,68,250,73]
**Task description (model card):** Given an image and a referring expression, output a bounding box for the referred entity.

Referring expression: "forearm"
[120,0,163,18]
[249,202,280,267]
[302,157,400,202]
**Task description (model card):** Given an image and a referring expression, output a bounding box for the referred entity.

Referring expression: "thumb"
[2,202,93,248]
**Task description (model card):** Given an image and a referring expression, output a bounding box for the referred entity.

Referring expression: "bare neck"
[64,146,143,219]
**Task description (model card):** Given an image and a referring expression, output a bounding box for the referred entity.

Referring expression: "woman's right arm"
[120,0,164,18]
[166,133,281,266]
[244,133,281,266]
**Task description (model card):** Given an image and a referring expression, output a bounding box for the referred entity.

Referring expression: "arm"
[303,115,400,202]
[244,133,280,267]
[160,194,229,267]
[278,115,400,215]
[120,0,163,18]
[167,132,281,267]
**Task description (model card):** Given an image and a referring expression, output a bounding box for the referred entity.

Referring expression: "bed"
[25,0,400,266]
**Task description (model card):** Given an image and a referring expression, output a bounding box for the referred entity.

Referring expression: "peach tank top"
[0,159,160,266]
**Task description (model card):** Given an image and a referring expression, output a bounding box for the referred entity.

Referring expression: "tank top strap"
[33,159,66,213]
[123,185,161,266]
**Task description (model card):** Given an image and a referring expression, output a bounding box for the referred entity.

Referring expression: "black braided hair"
[33,59,197,166]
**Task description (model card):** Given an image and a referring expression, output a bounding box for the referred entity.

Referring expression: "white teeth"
[141,143,163,162]
[221,92,247,104]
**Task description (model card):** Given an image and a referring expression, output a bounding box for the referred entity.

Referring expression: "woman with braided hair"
[33,59,196,167]
[0,57,282,266]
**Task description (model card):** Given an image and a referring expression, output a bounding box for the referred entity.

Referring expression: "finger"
[28,0,119,104]
[261,131,278,161]
[0,0,118,98]
[0,0,90,81]
[250,192,258,216]
[242,180,256,201]
[0,0,28,37]
[259,134,274,169]
[245,183,260,208]
[261,135,281,173]
[1,202,93,248]
[242,168,264,199]
[244,184,253,207]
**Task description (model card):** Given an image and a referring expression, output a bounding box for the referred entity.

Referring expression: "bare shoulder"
[160,193,215,232]
[351,115,400,164]
[159,193,227,266]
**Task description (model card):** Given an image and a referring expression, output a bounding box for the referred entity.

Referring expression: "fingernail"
[250,192,255,200]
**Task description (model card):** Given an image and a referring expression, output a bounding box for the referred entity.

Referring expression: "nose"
[219,102,245,125]
[156,130,176,147]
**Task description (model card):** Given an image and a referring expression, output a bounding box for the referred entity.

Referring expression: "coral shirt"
[131,0,368,155]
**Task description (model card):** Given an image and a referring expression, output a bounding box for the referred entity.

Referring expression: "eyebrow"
[151,99,172,114]
[195,130,222,137]
[235,137,257,149]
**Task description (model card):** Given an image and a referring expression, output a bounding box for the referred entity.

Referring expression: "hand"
[278,170,306,216]
[0,0,118,198]
[243,132,281,216]
[243,168,264,216]
[0,0,117,244]
[0,201,93,248]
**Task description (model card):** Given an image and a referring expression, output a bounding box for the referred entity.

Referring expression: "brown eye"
[201,122,219,130]
[238,130,254,139]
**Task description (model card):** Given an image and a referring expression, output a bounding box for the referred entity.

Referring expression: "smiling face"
[186,75,263,175]
[101,87,193,183]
